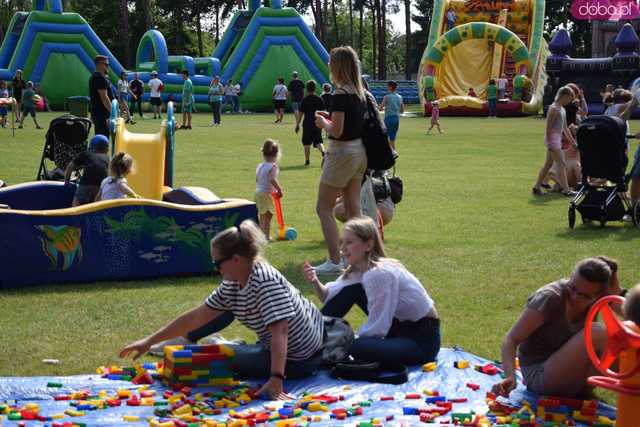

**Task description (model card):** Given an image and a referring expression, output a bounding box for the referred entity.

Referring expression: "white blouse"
[325,262,434,338]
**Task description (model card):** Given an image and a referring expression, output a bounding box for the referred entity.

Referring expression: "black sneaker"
[532,187,544,196]
[305,160,310,166]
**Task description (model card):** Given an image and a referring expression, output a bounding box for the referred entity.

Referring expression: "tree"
[544,0,592,56]
[403,0,411,79]
[119,0,131,67]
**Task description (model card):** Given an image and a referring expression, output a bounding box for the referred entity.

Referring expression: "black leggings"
[321,283,441,366]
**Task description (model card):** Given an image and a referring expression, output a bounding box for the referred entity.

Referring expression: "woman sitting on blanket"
[120,220,325,400]
[303,216,440,366]
[493,257,625,398]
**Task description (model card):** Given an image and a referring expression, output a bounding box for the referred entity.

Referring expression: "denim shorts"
[320,139,367,189]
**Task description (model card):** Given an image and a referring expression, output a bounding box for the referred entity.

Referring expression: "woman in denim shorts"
[313,46,367,274]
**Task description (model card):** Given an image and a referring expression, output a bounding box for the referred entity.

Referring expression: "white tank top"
[255,162,277,193]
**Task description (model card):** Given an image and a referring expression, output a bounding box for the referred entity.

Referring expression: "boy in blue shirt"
[379,81,404,152]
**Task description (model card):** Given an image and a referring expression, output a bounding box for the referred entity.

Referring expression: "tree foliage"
[0,0,599,78]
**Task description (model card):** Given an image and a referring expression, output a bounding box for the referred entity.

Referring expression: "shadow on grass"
[0,273,218,296]
[556,223,640,241]
[527,193,572,206]
[279,164,311,171]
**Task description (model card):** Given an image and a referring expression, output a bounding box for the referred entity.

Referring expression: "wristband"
[271,372,285,381]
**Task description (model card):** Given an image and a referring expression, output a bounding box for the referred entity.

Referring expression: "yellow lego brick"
[422,362,437,372]
[123,415,140,422]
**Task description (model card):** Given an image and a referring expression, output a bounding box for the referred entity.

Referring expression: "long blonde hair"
[341,216,400,278]
[329,46,365,100]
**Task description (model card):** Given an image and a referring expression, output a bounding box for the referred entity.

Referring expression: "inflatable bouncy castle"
[418,0,548,116]
[0,0,329,111]
[544,24,640,117]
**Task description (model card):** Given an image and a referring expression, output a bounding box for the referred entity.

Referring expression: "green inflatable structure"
[0,0,330,111]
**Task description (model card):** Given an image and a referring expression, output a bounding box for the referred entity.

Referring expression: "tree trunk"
[311,0,325,44]
[371,4,376,79]
[358,7,363,61]
[174,13,184,55]
[348,0,354,47]
[120,0,131,67]
[215,4,220,44]
[377,0,386,79]
[323,0,329,46]
[143,0,152,29]
[404,0,411,79]
[196,12,204,57]
[331,0,339,46]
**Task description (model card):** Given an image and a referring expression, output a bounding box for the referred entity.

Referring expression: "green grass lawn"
[1,110,638,378]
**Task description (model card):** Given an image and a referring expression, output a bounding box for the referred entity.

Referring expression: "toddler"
[255,139,283,240]
[95,152,141,201]
[427,101,443,134]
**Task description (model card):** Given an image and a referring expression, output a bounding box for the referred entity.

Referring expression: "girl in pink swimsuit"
[533,86,576,197]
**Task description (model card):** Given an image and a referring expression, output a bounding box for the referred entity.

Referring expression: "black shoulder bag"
[362,92,396,171]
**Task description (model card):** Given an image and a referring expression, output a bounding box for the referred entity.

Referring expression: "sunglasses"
[212,255,233,270]
[568,283,597,301]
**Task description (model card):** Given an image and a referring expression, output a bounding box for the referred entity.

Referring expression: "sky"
[299,2,421,34]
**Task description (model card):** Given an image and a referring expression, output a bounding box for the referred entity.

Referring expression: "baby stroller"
[568,115,633,228]
[36,115,92,181]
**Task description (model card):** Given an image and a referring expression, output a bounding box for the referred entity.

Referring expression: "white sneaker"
[148,336,195,357]
[623,214,633,222]
[199,334,245,346]
[313,259,344,274]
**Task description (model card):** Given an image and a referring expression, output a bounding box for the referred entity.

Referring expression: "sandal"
[532,187,544,196]
[541,183,552,189]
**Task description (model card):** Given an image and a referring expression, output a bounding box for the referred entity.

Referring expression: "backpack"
[388,173,403,204]
[371,169,403,204]
[362,92,396,170]
[322,316,354,365]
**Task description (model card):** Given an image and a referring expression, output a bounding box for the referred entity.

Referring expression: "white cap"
[151,70,158,76]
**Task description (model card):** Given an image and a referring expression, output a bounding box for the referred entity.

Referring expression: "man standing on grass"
[179,70,193,130]
[288,71,305,122]
[130,73,144,119]
[148,71,163,119]
[89,55,113,136]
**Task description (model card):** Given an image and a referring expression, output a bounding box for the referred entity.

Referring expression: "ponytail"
[210,220,266,262]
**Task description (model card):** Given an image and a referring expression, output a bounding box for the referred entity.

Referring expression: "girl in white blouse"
[303,216,440,365]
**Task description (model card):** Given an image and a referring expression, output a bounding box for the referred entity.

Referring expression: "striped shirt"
[205,261,324,361]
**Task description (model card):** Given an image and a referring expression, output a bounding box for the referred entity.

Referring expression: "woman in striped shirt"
[120,220,324,400]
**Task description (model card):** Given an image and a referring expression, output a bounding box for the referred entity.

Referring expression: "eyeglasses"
[212,255,233,270]
[568,283,597,301]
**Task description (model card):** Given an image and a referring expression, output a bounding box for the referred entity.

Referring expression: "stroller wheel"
[568,206,576,229]
[633,201,640,226]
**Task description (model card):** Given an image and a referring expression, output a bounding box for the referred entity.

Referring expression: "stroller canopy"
[43,115,92,171]
[577,115,627,187]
